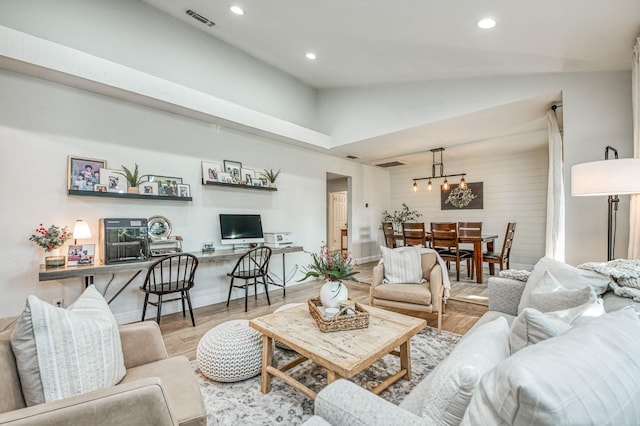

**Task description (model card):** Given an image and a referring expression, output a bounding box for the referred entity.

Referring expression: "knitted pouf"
[273,303,304,350]
[196,319,262,383]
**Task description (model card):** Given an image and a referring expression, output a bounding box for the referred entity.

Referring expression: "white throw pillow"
[524,270,597,313]
[509,308,572,353]
[380,245,424,284]
[11,286,126,406]
[417,317,511,426]
[462,307,640,426]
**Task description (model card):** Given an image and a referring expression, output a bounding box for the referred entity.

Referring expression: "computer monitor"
[219,214,265,246]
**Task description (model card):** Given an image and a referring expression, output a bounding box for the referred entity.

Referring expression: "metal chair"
[226,246,272,312]
[382,222,397,248]
[484,222,517,275]
[430,222,473,281]
[140,253,199,326]
[402,222,428,247]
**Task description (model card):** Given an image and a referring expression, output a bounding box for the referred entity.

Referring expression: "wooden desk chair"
[430,222,472,281]
[484,222,517,275]
[458,221,482,279]
[402,222,428,247]
[226,246,272,312]
[382,222,397,248]
[140,253,199,326]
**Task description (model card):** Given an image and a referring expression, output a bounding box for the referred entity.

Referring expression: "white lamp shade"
[571,158,640,196]
[73,220,92,240]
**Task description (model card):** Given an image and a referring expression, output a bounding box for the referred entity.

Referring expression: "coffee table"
[249,303,427,399]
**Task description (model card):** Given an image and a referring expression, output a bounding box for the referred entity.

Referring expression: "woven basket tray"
[308,298,369,333]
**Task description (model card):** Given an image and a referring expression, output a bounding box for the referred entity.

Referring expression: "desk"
[39,246,304,303]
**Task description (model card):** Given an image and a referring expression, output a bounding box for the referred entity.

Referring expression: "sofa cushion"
[509,308,571,353]
[523,270,597,313]
[371,283,431,306]
[462,307,640,426]
[380,245,424,284]
[518,257,610,314]
[400,317,510,425]
[10,286,125,406]
[0,331,25,413]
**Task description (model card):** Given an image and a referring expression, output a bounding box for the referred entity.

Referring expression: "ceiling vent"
[186,9,215,27]
[346,155,359,159]
[376,161,406,168]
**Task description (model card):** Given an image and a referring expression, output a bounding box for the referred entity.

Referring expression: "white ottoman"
[273,303,304,350]
[196,319,262,382]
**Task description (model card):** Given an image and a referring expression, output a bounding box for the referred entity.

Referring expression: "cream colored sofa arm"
[0,377,178,426]
[429,264,444,313]
[370,263,385,305]
[119,322,168,369]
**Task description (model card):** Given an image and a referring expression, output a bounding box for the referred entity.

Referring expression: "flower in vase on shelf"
[29,224,72,252]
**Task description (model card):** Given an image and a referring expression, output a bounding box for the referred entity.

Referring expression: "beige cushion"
[462,307,640,425]
[372,283,432,306]
[524,270,597,313]
[509,308,571,353]
[10,286,125,406]
[380,245,424,284]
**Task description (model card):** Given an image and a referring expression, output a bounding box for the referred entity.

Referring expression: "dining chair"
[430,222,473,281]
[458,221,483,279]
[226,246,272,312]
[140,253,199,326]
[483,222,517,275]
[402,222,428,247]
[382,222,397,248]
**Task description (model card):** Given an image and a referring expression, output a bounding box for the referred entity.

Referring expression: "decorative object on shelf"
[94,184,108,192]
[441,182,484,210]
[298,243,359,308]
[67,156,106,191]
[138,181,158,195]
[99,168,128,193]
[177,184,191,198]
[29,223,72,268]
[240,168,256,185]
[307,298,369,332]
[72,219,91,244]
[67,244,95,266]
[116,163,148,194]
[202,161,222,184]
[224,160,243,183]
[147,215,183,256]
[381,203,422,233]
[148,175,183,196]
[202,242,215,253]
[261,168,281,188]
[411,147,467,192]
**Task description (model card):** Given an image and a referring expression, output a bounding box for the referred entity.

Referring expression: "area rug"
[193,327,461,425]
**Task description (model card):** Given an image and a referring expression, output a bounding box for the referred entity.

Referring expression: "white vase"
[320,280,348,309]
[44,248,65,268]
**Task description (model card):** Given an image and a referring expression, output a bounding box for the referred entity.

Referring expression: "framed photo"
[138,181,158,195]
[99,168,128,193]
[240,168,256,185]
[67,156,106,191]
[441,182,484,210]
[67,244,95,266]
[224,160,242,182]
[218,172,235,184]
[148,176,182,196]
[202,161,222,183]
[94,184,108,193]
[252,179,263,187]
[177,184,191,198]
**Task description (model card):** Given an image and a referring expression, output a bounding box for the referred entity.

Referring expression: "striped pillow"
[380,245,424,284]
[10,285,125,406]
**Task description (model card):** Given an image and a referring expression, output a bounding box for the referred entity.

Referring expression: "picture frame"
[139,181,158,195]
[99,168,128,193]
[240,168,256,185]
[441,182,484,210]
[177,183,191,198]
[67,156,107,191]
[94,184,108,193]
[223,160,243,182]
[67,244,95,266]
[202,161,222,183]
[218,172,235,184]
[252,179,264,187]
[148,175,182,196]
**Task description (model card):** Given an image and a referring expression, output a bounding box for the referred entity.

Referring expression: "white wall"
[318,71,634,264]
[0,70,389,321]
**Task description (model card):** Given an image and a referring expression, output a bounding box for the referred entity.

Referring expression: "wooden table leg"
[260,335,273,394]
[327,369,340,384]
[474,240,484,284]
[400,340,412,380]
[486,240,495,276]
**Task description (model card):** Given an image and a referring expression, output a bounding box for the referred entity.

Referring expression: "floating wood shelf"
[202,181,277,192]
[68,190,192,201]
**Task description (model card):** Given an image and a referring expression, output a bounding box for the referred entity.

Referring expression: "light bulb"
[459,177,467,189]
[427,180,432,191]
[442,179,450,190]
[412,181,418,192]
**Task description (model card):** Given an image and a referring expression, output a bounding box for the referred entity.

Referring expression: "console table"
[39,246,304,303]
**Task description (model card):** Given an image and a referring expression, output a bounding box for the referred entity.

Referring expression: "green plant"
[117,163,148,187]
[381,203,422,229]
[298,243,359,283]
[29,224,72,252]
[261,168,281,184]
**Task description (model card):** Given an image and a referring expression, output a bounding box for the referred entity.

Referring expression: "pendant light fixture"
[412,148,467,191]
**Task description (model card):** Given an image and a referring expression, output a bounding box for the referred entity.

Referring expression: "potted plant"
[117,163,148,194]
[29,224,72,267]
[261,168,281,188]
[381,203,422,233]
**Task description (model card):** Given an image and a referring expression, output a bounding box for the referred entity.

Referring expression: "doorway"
[326,173,351,255]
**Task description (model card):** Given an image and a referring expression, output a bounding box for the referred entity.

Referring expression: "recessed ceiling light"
[476,18,496,29]
[305,52,317,60]
[230,5,245,15]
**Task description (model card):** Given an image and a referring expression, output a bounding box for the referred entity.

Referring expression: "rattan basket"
[308,298,369,333]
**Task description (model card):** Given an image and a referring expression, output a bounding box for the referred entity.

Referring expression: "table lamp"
[571,146,640,260]
[73,219,92,245]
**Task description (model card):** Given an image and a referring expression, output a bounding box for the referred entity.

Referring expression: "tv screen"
[219,214,265,245]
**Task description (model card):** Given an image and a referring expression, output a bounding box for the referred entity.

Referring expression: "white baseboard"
[356,255,380,264]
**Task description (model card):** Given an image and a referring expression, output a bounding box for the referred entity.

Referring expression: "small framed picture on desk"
[68,244,95,266]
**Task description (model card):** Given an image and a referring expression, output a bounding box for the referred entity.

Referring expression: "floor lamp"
[571,146,640,261]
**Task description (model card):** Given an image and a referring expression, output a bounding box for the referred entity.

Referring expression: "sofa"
[0,320,206,426]
[306,257,640,425]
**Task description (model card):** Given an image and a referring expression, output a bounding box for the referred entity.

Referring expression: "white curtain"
[629,37,640,259]
[545,109,565,261]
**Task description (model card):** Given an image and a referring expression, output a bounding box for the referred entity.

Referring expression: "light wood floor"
[160,261,488,360]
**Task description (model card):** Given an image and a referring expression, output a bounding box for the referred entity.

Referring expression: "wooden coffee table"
[249,303,427,399]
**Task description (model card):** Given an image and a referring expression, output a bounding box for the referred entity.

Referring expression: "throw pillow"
[461,307,640,426]
[380,245,424,284]
[524,270,597,313]
[416,317,511,426]
[518,256,610,314]
[11,285,126,406]
[509,308,572,353]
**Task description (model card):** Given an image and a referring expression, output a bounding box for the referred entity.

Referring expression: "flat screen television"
[219,214,265,245]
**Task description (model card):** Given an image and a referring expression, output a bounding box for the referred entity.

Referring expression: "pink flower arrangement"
[298,243,359,282]
[29,224,72,252]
